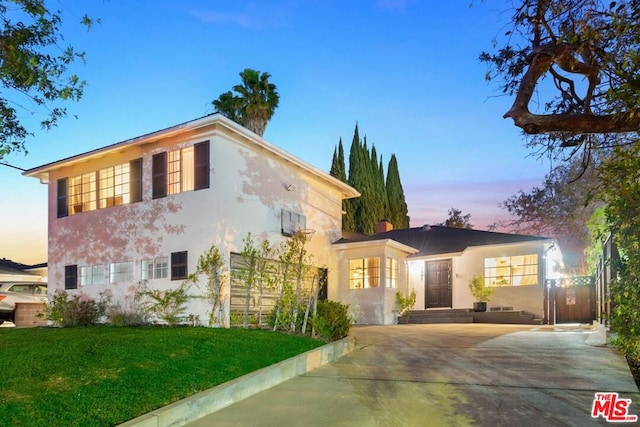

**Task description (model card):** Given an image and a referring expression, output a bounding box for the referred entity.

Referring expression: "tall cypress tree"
[359,136,376,234]
[330,139,355,232]
[370,144,388,230]
[378,156,389,223]
[333,125,410,234]
[348,124,366,233]
[386,154,410,228]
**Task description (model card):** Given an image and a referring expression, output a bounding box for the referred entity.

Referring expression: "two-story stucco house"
[23,114,360,324]
[24,113,566,327]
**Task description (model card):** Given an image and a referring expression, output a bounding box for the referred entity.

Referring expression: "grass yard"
[0,326,323,427]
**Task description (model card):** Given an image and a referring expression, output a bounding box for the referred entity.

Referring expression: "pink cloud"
[404,177,544,231]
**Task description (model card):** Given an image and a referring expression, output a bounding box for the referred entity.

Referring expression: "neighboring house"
[23,114,359,325]
[0,258,48,283]
[333,223,563,325]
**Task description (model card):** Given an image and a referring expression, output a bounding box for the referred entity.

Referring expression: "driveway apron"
[189,324,640,426]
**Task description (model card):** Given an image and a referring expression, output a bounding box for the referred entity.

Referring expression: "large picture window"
[484,254,539,287]
[349,257,380,289]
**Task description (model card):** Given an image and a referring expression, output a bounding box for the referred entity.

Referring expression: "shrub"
[396,290,416,316]
[136,282,192,326]
[46,290,109,327]
[312,300,351,341]
[104,284,149,326]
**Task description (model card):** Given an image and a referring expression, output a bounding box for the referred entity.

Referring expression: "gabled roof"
[22,113,360,200]
[334,225,552,257]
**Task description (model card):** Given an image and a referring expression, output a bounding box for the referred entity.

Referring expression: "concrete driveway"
[190,324,640,426]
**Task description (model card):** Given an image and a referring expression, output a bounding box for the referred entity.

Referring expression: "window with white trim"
[109,261,134,283]
[99,163,130,208]
[385,257,398,288]
[141,257,169,280]
[153,141,209,199]
[349,257,381,289]
[58,159,142,217]
[68,172,97,214]
[484,254,539,287]
[79,265,106,286]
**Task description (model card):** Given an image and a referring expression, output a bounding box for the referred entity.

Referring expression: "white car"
[0,282,48,324]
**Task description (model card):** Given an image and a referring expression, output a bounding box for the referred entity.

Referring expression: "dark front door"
[426,260,452,308]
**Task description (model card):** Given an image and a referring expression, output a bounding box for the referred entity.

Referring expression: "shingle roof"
[0,258,46,275]
[334,225,551,257]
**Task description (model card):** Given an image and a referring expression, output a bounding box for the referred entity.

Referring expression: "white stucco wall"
[332,240,416,325]
[43,119,350,325]
[407,241,551,318]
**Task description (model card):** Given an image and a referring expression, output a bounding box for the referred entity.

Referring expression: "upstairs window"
[168,146,194,194]
[153,141,209,199]
[58,159,142,217]
[99,163,131,208]
[69,172,97,214]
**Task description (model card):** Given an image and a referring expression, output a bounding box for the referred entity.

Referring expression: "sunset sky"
[0,1,552,264]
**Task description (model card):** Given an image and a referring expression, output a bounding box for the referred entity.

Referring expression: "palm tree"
[212,68,280,137]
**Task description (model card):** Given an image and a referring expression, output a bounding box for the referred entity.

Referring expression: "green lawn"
[0,326,323,427]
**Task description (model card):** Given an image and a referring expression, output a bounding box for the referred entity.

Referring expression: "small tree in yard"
[271,232,319,334]
[189,244,228,327]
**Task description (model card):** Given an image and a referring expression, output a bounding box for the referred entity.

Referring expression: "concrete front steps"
[405,308,543,325]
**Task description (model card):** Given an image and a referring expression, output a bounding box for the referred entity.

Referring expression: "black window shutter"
[64,265,78,289]
[171,251,188,280]
[57,178,68,218]
[152,152,167,199]
[194,141,210,190]
[130,158,143,203]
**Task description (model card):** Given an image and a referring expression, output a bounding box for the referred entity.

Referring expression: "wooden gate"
[545,276,596,324]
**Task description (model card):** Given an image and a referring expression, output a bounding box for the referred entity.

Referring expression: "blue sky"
[0,0,552,264]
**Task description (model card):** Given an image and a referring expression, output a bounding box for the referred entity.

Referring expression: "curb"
[117,336,357,427]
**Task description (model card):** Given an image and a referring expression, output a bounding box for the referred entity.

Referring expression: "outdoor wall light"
[286,184,295,191]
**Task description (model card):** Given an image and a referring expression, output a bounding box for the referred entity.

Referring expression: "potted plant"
[468,275,493,312]
[396,289,416,323]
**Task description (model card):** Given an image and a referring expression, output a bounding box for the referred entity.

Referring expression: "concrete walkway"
[189,324,640,426]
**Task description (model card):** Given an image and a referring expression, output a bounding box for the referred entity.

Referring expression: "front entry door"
[426,260,452,308]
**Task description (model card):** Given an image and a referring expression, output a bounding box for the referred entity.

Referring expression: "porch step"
[473,310,543,325]
[406,309,543,325]
[407,309,474,324]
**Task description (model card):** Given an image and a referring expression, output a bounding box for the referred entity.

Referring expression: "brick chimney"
[376,220,393,234]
